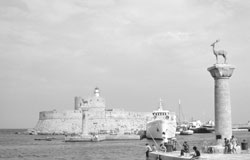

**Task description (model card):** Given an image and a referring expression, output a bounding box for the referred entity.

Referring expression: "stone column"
[82,111,88,136]
[208,64,235,145]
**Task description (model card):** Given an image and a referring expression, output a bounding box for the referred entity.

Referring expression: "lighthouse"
[94,87,100,97]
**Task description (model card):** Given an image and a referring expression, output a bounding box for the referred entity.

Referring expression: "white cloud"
[22,0,88,23]
[147,31,192,47]
[1,0,250,127]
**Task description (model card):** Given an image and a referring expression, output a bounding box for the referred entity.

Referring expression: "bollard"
[165,144,173,152]
[241,140,248,150]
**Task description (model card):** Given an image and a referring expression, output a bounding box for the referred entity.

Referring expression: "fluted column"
[208,64,235,145]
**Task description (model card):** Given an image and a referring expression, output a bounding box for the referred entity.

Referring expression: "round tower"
[74,96,82,110]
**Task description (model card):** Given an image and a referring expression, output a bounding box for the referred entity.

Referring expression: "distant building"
[34,87,151,134]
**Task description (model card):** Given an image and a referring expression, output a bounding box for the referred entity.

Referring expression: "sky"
[1,0,250,128]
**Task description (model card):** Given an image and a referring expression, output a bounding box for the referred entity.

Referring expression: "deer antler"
[211,39,220,46]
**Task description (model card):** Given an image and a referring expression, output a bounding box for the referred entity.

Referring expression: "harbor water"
[0,129,250,160]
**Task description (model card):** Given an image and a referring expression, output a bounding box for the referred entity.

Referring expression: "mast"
[178,99,181,124]
[158,98,163,110]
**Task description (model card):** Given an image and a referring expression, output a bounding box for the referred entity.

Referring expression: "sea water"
[0,129,250,160]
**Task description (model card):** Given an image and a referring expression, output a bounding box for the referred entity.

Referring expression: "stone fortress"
[34,87,152,135]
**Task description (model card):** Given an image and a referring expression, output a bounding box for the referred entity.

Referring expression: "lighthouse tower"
[94,87,100,97]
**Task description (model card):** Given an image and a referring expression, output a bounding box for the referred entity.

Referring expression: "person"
[145,143,152,158]
[224,138,231,154]
[230,135,238,153]
[91,134,97,141]
[94,134,99,141]
[170,138,177,151]
[201,141,208,153]
[180,141,189,156]
[159,143,167,152]
[152,144,157,152]
[191,146,200,159]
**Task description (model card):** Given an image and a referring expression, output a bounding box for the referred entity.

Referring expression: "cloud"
[147,32,192,47]
[1,0,250,128]
[22,0,88,23]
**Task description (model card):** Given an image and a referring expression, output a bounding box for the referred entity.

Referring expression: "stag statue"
[211,40,228,64]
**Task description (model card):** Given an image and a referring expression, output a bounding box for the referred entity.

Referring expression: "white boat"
[64,134,105,142]
[180,129,194,135]
[146,99,177,139]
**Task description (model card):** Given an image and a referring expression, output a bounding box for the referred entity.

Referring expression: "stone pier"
[208,64,235,145]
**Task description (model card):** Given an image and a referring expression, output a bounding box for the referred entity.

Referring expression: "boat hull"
[180,130,194,135]
[192,127,215,133]
[146,119,176,139]
[65,135,105,142]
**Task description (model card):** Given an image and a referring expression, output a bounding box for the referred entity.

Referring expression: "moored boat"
[34,137,55,141]
[192,120,215,133]
[64,134,105,142]
[180,129,194,135]
[192,127,214,133]
[146,99,177,139]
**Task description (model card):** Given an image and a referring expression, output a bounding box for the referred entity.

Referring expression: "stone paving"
[149,150,250,160]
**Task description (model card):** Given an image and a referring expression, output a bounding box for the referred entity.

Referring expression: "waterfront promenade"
[149,151,250,160]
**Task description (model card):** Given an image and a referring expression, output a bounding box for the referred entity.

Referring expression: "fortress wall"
[87,110,152,133]
[34,118,82,134]
[87,113,150,133]
[34,110,82,134]
[34,88,156,134]
[106,117,147,131]
[106,110,152,119]
[39,110,82,120]
[35,109,152,134]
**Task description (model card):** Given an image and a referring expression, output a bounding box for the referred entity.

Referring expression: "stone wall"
[34,88,154,135]
[34,109,152,134]
[87,110,152,133]
[34,110,82,134]
[38,110,82,120]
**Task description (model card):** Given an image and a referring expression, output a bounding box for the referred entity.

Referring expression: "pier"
[65,134,141,142]
[148,151,250,160]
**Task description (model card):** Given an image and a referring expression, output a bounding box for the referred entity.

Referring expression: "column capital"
[207,64,235,79]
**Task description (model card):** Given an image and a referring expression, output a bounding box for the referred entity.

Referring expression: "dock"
[148,151,250,160]
[105,134,140,140]
[64,134,140,142]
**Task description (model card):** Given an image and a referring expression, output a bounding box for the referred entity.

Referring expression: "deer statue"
[210,40,228,64]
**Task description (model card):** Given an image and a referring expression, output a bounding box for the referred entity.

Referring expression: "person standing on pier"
[145,143,152,158]
[230,135,238,153]
[152,144,157,152]
[224,138,231,154]
[180,141,189,156]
